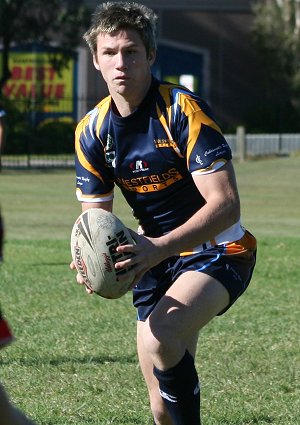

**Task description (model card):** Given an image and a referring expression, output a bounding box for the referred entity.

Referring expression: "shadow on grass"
[219,414,275,424]
[0,353,137,366]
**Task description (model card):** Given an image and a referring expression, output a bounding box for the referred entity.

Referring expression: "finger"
[71,262,93,294]
[115,256,136,270]
[85,286,93,294]
[116,244,137,254]
[79,276,93,294]
[76,272,85,285]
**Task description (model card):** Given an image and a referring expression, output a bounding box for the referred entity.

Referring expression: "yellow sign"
[1,49,75,114]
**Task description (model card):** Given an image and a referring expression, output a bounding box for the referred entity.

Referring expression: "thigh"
[138,271,229,371]
[147,271,230,362]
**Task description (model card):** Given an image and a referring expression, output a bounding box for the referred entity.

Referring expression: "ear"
[148,49,156,66]
[93,55,101,71]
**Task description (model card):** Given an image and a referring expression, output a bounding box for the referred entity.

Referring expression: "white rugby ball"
[71,208,135,299]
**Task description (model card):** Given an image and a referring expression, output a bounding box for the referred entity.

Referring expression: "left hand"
[69,261,93,294]
[115,230,168,286]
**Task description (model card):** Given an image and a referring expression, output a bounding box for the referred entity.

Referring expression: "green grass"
[0,157,299,424]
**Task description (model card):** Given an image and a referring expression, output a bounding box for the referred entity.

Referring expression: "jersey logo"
[196,155,203,165]
[130,160,149,173]
[154,139,184,158]
[116,168,183,193]
[105,134,116,168]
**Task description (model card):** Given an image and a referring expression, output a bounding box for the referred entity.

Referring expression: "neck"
[111,75,152,117]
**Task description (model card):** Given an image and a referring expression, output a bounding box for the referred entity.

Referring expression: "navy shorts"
[133,230,257,321]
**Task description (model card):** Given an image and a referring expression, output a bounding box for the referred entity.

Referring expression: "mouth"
[115,75,129,81]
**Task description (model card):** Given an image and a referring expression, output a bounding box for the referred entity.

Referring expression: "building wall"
[160,8,262,130]
[82,0,261,130]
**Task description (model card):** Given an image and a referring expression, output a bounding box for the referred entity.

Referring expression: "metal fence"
[1,132,300,170]
[226,133,300,158]
[0,154,74,170]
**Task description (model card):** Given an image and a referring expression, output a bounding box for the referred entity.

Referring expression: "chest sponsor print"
[117,167,183,193]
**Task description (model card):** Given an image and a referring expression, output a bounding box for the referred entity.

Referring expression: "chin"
[115,85,131,95]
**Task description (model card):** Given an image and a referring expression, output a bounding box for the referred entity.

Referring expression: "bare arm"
[157,160,240,256]
[81,200,113,213]
[116,161,241,284]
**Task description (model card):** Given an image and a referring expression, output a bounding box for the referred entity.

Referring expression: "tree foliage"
[0,0,90,91]
[251,0,300,130]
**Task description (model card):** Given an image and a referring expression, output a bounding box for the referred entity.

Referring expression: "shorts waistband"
[179,221,247,256]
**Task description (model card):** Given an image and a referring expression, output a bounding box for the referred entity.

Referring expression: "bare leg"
[137,321,198,425]
[138,271,229,425]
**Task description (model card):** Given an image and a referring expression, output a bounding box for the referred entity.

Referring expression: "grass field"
[0,156,299,424]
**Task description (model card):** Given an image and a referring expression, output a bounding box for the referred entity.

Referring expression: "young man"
[72,2,257,424]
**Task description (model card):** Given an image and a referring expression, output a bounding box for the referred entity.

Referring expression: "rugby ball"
[71,208,135,299]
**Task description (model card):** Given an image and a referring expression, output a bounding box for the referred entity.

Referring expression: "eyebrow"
[100,41,139,49]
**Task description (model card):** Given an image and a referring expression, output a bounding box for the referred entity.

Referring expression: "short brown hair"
[83,2,158,56]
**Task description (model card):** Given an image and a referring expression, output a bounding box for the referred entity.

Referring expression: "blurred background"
[1,0,300,167]
[1,3,299,424]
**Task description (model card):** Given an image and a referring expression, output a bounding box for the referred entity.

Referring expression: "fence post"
[237,125,246,162]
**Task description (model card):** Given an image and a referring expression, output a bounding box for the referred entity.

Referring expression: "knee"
[142,320,169,356]
[142,319,181,366]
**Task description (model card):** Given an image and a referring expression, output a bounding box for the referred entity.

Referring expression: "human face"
[93,29,155,105]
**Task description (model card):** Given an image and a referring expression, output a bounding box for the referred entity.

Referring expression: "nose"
[116,52,127,70]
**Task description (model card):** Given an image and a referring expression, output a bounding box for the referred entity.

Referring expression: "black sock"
[153,350,201,425]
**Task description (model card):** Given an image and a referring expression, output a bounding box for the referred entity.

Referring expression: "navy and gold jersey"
[75,77,238,240]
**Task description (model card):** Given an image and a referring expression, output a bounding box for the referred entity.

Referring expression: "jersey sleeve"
[175,94,232,175]
[75,108,114,203]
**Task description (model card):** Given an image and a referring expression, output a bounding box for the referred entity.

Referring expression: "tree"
[0,0,90,92]
[251,0,300,131]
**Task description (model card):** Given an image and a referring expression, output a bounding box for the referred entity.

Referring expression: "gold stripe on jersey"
[75,98,110,183]
[75,118,103,181]
[156,104,173,140]
[158,87,225,170]
[75,135,104,183]
[95,97,111,138]
[182,98,223,169]
[156,104,184,158]
[158,84,173,127]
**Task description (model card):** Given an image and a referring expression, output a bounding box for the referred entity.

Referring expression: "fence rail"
[1,132,300,170]
[0,154,74,170]
[226,132,300,158]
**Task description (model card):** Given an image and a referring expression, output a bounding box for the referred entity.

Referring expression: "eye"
[103,49,115,56]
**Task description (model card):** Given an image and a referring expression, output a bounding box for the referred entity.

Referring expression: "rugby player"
[71,3,257,424]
